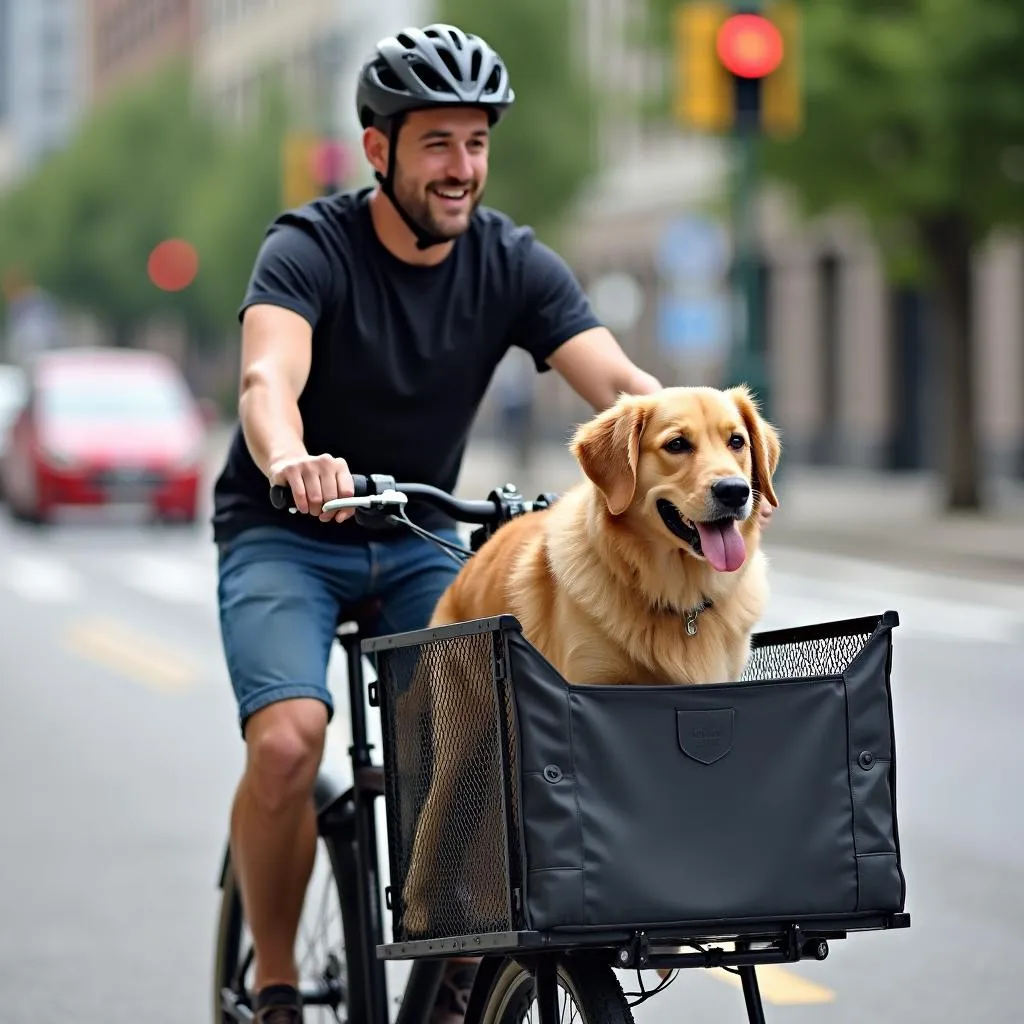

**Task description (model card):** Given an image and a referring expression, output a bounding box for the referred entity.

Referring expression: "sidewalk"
[455,438,1024,585]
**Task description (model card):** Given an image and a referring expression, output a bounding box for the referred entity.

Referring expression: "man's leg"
[218,528,369,1018]
[370,531,478,1024]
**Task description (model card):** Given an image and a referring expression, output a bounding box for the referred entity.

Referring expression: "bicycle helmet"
[355,24,515,249]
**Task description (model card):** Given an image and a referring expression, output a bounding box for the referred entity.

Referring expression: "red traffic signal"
[716,13,784,79]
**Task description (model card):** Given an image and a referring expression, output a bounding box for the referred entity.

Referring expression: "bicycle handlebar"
[269,476,506,525]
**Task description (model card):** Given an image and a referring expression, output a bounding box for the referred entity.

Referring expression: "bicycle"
[213,472,910,1024]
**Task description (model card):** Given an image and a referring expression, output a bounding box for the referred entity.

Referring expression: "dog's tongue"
[696,520,747,572]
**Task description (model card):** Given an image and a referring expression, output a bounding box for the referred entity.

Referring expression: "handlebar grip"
[270,473,369,510]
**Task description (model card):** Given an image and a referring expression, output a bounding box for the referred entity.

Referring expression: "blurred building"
[194,0,429,189]
[545,3,1024,478]
[88,0,197,102]
[0,0,85,187]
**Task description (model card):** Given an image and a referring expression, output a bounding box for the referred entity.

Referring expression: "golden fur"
[399,385,782,935]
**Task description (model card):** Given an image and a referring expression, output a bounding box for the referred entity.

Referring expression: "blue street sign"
[658,294,730,356]
[656,214,731,285]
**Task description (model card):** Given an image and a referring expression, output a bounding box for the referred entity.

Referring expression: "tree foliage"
[437,0,599,242]
[0,61,287,347]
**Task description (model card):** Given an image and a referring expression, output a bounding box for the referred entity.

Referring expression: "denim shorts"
[216,525,462,734]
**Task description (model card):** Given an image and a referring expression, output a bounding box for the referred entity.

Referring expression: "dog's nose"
[712,476,751,510]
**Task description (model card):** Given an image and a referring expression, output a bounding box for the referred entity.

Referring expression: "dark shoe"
[253,984,303,1024]
[430,960,479,1024]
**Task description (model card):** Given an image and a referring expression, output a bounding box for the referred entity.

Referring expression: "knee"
[244,699,328,813]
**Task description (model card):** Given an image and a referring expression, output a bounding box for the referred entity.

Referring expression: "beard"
[391,169,483,241]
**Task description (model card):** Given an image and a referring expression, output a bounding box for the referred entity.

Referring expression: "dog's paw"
[401,892,431,937]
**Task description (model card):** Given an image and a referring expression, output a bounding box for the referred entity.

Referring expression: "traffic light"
[282,133,321,209]
[672,0,802,137]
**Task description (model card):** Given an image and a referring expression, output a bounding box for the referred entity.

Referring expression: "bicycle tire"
[476,955,635,1024]
[212,833,364,1024]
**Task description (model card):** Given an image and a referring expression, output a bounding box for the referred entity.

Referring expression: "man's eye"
[663,437,692,454]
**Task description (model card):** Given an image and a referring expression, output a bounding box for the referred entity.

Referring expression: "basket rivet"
[618,948,630,964]
[543,764,563,784]
[858,750,875,770]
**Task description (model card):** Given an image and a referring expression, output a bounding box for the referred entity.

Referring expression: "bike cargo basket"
[365,611,906,948]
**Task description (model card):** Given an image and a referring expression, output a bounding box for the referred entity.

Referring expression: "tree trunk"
[919,213,982,512]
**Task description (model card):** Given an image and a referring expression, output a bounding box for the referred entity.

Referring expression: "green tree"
[0,63,221,342]
[436,0,599,242]
[644,0,1024,511]
[0,61,288,350]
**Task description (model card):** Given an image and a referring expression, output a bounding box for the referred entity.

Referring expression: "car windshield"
[41,373,190,421]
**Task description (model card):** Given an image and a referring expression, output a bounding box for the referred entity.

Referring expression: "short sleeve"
[512,239,602,372]
[237,218,335,328]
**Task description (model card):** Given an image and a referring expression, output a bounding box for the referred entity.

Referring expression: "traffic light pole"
[726,126,769,417]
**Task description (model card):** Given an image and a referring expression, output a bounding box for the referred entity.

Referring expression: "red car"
[1,347,214,525]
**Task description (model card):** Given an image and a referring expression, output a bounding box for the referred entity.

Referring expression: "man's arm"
[238,304,354,523]
[238,303,311,479]
[547,326,662,412]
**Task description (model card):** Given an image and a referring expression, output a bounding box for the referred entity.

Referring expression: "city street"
[2,483,1023,1023]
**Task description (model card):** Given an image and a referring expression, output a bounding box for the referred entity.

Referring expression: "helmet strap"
[375,115,449,251]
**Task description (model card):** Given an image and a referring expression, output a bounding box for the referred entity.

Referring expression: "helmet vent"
[410,62,455,94]
[437,48,463,82]
[397,32,417,49]
[484,65,502,94]
[470,49,482,82]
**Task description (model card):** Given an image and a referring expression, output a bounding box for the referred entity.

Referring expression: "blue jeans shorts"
[216,525,462,734]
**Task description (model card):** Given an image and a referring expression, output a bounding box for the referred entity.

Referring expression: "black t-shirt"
[211,188,601,545]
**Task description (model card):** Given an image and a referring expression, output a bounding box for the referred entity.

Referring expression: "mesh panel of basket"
[377,631,519,941]
[741,628,874,682]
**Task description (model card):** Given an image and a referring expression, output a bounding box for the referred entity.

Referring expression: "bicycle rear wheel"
[476,955,634,1024]
[213,833,363,1024]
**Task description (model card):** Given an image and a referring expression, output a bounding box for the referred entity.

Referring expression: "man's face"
[386,107,491,240]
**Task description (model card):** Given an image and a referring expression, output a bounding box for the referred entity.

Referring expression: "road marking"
[4,553,83,603]
[63,616,199,693]
[707,963,835,1004]
[120,552,215,605]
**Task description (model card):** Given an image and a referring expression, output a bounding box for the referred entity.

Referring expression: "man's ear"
[729,385,781,509]
[571,399,647,515]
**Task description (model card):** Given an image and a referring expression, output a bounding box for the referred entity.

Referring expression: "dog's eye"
[663,436,692,454]
[728,433,746,450]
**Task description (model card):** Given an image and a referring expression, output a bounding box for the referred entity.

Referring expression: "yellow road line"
[708,963,835,1004]
[63,617,198,694]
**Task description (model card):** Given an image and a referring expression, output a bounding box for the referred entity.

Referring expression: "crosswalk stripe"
[119,552,216,605]
[4,553,83,603]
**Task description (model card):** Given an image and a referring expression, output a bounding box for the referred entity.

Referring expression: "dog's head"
[570,386,781,573]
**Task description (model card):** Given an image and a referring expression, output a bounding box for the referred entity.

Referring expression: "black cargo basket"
[364,611,908,960]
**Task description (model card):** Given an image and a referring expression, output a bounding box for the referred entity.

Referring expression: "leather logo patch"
[677,709,734,765]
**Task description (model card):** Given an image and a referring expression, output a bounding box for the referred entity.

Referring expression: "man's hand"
[269,453,356,523]
[757,501,775,529]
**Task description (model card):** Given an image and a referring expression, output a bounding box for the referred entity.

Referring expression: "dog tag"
[685,612,698,636]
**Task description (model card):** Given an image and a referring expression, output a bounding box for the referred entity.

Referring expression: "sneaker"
[429,960,479,1024]
[253,984,303,1024]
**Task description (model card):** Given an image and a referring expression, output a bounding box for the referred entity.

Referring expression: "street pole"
[726,114,769,419]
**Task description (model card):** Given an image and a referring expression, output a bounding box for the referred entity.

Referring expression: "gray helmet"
[356,24,515,130]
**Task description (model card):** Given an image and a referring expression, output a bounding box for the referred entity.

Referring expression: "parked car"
[0,363,28,500]
[0,347,214,525]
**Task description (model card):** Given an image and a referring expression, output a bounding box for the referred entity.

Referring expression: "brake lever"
[280,489,409,515]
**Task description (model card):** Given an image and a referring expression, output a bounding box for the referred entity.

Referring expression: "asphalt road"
[1,501,1023,1023]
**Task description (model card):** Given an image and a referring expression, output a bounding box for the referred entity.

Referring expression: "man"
[212,22,749,1024]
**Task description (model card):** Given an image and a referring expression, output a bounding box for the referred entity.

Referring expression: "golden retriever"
[398,384,781,935]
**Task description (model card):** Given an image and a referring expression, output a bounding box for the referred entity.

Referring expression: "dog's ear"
[729,386,781,509]
[571,398,647,516]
